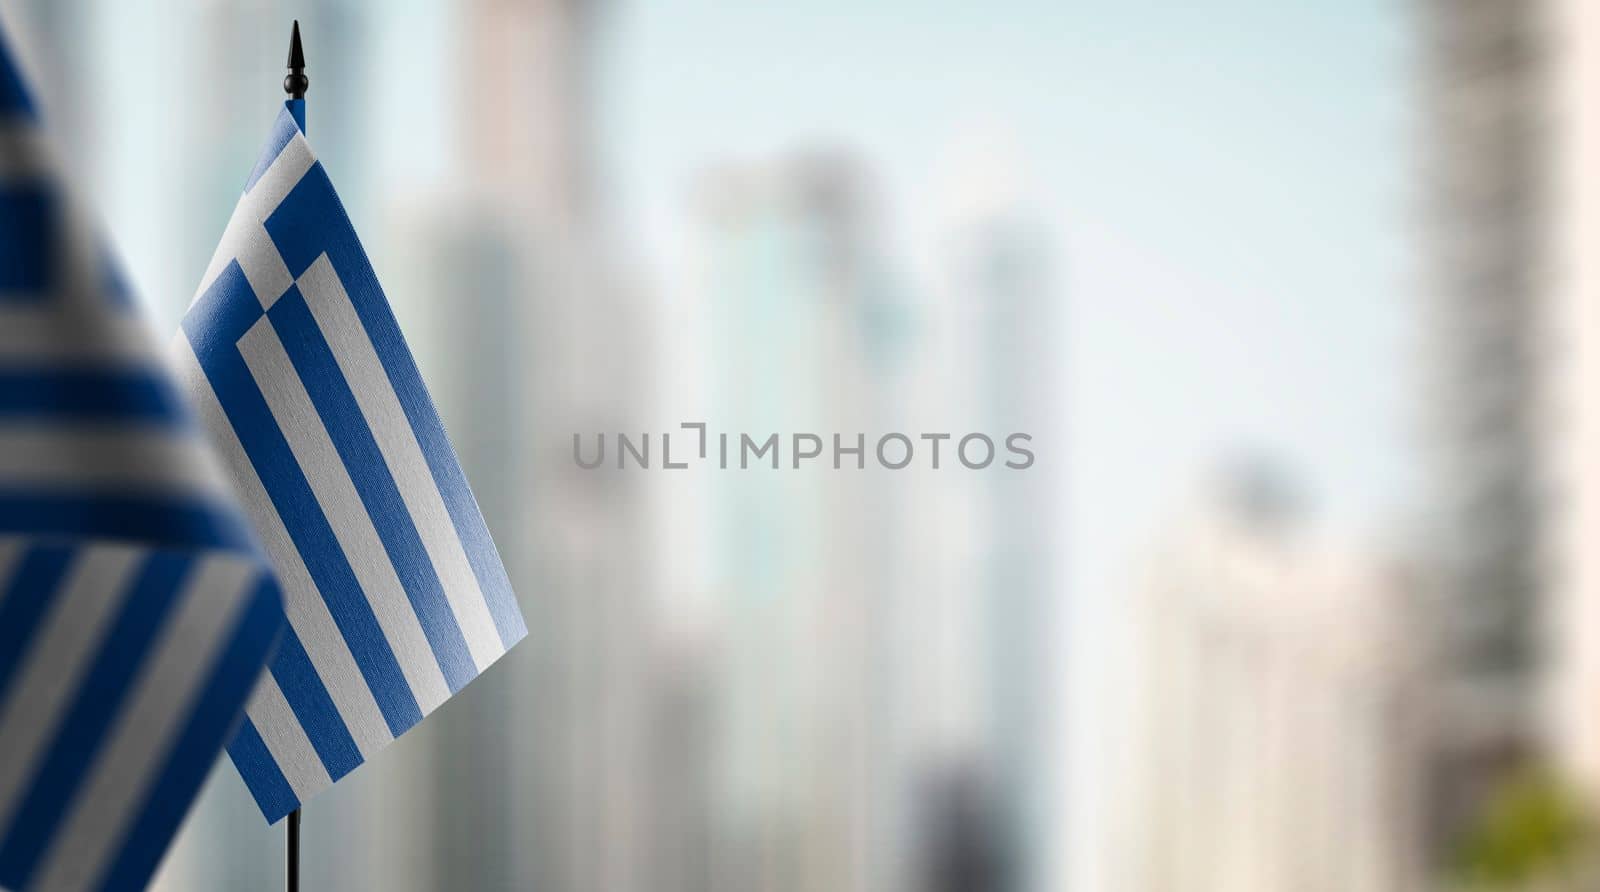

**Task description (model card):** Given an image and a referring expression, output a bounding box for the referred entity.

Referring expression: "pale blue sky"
[599,0,1413,599]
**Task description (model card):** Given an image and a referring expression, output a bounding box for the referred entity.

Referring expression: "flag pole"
[286,809,301,892]
[282,19,305,892]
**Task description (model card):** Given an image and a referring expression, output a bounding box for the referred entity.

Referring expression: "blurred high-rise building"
[1543,0,1600,821]
[949,202,1060,892]
[689,153,910,892]
[1416,0,1550,847]
[1106,467,1428,892]
[423,2,655,891]
[896,137,1062,892]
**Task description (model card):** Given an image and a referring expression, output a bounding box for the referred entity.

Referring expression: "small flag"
[0,28,283,892]
[176,102,527,823]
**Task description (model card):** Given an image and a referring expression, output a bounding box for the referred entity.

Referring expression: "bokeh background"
[5,0,1599,890]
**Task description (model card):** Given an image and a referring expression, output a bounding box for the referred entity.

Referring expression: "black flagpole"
[282,20,306,892]
[286,808,301,892]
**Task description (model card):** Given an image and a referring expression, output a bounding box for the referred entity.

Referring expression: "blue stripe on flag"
[0,368,189,423]
[0,552,192,887]
[101,253,136,310]
[264,166,526,649]
[269,630,362,781]
[269,287,477,691]
[0,185,55,297]
[184,261,424,736]
[225,718,299,826]
[244,108,300,194]
[0,39,35,119]
[0,490,260,552]
[0,543,74,701]
[102,579,284,891]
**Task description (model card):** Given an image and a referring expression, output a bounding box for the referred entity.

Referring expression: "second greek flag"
[176,103,527,823]
[0,28,282,892]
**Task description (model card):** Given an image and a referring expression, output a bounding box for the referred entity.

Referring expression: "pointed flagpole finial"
[284,20,308,99]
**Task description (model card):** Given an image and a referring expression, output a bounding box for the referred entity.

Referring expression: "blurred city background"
[5,0,1600,890]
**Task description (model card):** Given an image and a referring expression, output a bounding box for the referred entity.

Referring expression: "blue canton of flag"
[0,29,284,892]
[176,103,527,824]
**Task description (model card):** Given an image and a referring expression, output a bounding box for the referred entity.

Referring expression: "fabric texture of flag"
[176,102,527,824]
[0,29,284,892]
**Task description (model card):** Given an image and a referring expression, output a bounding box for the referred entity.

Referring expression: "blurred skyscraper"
[428,2,655,891]
[891,136,1063,892]
[1416,0,1550,850]
[949,195,1060,892]
[690,153,908,892]
[680,142,1059,892]
[1542,0,1600,823]
[1107,467,1428,892]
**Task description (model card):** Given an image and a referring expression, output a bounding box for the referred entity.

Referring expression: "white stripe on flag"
[55,202,108,313]
[243,673,329,803]
[0,120,48,178]
[0,307,158,364]
[236,317,452,711]
[0,547,140,836]
[197,134,313,300]
[232,216,294,309]
[297,255,505,670]
[0,538,26,610]
[172,337,392,758]
[28,557,255,892]
[0,427,229,495]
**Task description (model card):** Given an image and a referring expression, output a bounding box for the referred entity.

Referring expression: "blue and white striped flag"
[176,102,527,823]
[0,28,284,892]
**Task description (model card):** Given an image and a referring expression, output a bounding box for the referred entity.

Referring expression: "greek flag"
[0,29,283,892]
[176,103,526,823]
